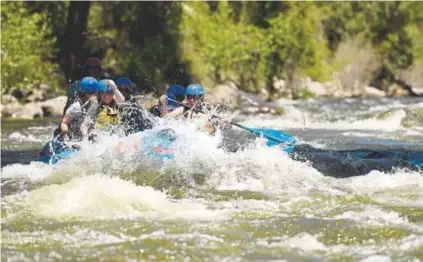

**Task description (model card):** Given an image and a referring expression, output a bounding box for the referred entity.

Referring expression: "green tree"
[404,1,423,62]
[88,1,189,88]
[259,3,331,96]
[324,2,418,89]
[1,1,62,94]
[180,1,264,92]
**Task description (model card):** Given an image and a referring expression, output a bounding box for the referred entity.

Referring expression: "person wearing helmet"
[165,83,218,135]
[101,78,125,104]
[57,76,102,140]
[82,57,103,79]
[63,57,104,116]
[115,76,135,101]
[151,84,185,117]
[166,84,204,118]
[93,79,122,133]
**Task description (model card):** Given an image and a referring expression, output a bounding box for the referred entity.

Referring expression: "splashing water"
[1,98,422,261]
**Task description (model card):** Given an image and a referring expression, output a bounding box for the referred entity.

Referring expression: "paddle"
[166,98,297,153]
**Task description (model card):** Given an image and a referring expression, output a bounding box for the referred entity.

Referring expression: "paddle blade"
[251,128,296,153]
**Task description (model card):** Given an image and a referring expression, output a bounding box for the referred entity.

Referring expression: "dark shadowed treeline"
[1,1,422,99]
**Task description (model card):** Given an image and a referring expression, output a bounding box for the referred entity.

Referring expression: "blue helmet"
[166,93,178,109]
[98,79,114,93]
[116,77,132,86]
[98,79,107,92]
[167,84,185,97]
[186,84,205,97]
[167,84,185,102]
[80,76,99,93]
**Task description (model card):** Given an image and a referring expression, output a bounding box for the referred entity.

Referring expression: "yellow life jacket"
[95,104,120,129]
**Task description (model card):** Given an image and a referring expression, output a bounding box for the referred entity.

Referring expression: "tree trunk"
[266,53,282,101]
[206,1,219,12]
[62,1,90,81]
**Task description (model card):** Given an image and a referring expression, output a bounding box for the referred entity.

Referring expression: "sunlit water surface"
[1,97,422,261]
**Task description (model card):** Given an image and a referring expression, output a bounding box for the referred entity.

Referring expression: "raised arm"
[108,80,125,103]
[165,106,184,118]
[159,95,168,117]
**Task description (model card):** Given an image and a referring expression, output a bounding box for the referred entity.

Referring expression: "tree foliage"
[180,1,264,92]
[260,3,331,89]
[1,1,63,93]
[1,1,423,98]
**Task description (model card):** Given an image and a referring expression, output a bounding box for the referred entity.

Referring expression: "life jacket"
[183,107,201,119]
[182,103,208,119]
[95,101,120,129]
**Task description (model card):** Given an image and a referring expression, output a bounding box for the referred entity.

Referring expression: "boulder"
[388,83,408,97]
[323,80,344,98]
[1,103,23,118]
[16,102,44,119]
[362,86,386,97]
[40,96,67,117]
[411,86,423,96]
[207,82,240,109]
[300,77,328,97]
[307,81,327,97]
[273,79,286,91]
[25,89,45,103]
[1,94,19,105]
[2,102,43,119]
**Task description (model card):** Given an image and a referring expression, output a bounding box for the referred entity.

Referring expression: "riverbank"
[1,77,422,120]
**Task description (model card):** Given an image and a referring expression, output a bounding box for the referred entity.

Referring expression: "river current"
[1,97,422,261]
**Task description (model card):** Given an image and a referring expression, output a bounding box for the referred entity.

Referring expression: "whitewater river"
[1,97,422,261]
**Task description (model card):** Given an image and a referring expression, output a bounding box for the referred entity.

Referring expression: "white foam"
[328,233,423,260]
[346,169,423,193]
[256,233,327,251]
[284,233,327,251]
[3,174,221,221]
[245,109,408,132]
[342,131,377,138]
[8,132,43,142]
[360,255,392,262]
[1,161,54,180]
[334,208,410,228]
[297,139,329,149]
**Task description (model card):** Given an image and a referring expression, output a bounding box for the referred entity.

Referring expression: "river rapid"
[1,97,422,261]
